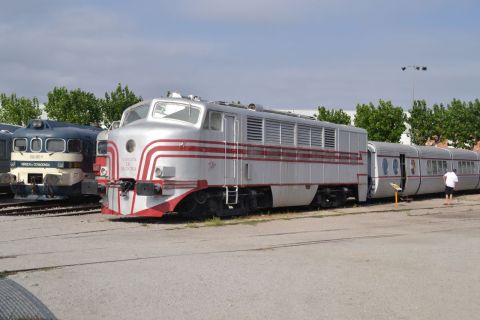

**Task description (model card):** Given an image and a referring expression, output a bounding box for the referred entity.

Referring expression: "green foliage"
[0,93,42,126]
[315,106,351,125]
[443,98,480,149]
[408,99,480,149]
[407,100,434,145]
[354,100,406,143]
[44,87,101,125]
[100,83,142,128]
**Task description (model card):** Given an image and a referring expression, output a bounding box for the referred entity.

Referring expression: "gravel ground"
[1,195,480,319]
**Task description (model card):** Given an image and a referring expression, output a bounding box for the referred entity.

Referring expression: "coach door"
[400,154,406,191]
[224,115,239,187]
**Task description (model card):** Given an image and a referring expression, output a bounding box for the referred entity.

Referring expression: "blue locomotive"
[4,120,101,199]
[0,123,21,194]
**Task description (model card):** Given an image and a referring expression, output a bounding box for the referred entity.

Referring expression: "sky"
[1,0,479,112]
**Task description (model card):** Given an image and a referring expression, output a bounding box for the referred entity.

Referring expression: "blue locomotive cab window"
[31,138,42,152]
[46,139,65,152]
[68,139,82,153]
[153,102,200,124]
[382,158,389,175]
[13,138,27,152]
[123,103,150,126]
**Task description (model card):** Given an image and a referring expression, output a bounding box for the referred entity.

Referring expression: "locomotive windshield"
[46,139,65,152]
[152,102,200,124]
[13,138,27,152]
[123,103,150,126]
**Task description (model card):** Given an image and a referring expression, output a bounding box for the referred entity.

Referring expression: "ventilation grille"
[311,128,323,147]
[324,128,336,149]
[265,120,280,144]
[297,125,310,146]
[281,122,295,145]
[247,117,263,142]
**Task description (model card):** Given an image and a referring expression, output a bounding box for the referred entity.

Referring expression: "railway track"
[0,202,101,217]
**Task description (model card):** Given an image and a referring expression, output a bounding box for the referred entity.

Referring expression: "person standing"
[443,168,459,205]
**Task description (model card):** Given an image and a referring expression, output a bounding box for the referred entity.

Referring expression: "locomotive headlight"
[155,166,175,178]
[0,173,15,184]
[126,139,135,153]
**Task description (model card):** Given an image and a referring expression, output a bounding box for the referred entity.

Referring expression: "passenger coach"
[368,141,480,198]
[87,93,368,217]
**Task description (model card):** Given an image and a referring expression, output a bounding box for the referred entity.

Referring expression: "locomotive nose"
[112,123,192,179]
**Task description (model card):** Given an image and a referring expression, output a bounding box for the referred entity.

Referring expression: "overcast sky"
[1,0,479,111]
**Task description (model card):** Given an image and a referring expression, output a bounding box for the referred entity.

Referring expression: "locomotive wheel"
[333,191,347,207]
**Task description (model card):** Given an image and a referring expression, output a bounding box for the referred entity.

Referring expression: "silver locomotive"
[86,93,368,217]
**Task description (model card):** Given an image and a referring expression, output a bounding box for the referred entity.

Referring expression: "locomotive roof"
[12,119,102,139]
[0,130,13,139]
[127,96,366,134]
[0,123,21,133]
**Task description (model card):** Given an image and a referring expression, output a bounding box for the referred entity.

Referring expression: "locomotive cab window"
[68,139,82,153]
[13,138,27,152]
[31,138,42,152]
[153,102,200,124]
[46,138,65,152]
[203,111,222,131]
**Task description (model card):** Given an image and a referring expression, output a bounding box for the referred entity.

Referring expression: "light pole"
[401,65,427,107]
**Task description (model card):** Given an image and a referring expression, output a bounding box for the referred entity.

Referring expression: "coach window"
[393,159,399,175]
[68,139,82,153]
[427,160,432,175]
[432,161,438,175]
[382,158,388,175]
[13,138,27,152]
[410,159,416,175]
[31,138,42,152]
[46,139,65,153]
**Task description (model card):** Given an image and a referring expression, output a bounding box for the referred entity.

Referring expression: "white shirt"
[444,171,458,188]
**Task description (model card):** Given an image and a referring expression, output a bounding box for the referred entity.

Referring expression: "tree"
[444,99,478,148]
[354,100,407,143]
[0,93,42,126]
[315,106,351,125]
[407,100,434,145]
[431,103,448,143]
[100,83,142,128]
[45,87,101,125]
